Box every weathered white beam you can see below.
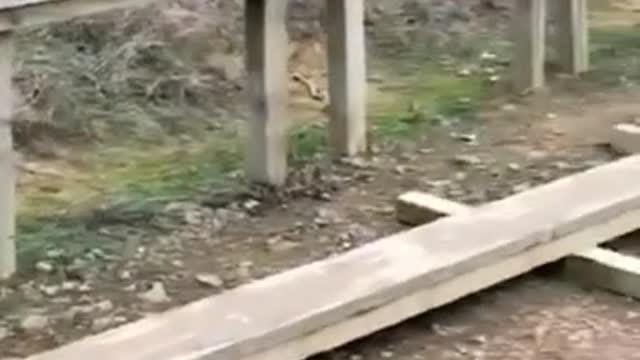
[0,0,156,32]
[511,0,547,92]
[566,248,640,299]
[0,32,16,279]
[397,190,640,299]
[609,123,640,155]
[552,0,589,74]
[27,155,640,360]
[396,191,471,225]
[326,0,367,156]
[244,0,289,185]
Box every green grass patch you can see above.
[585,25,640,87]
[16,49,490,270]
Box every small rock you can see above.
[469,335,488,345]
[0,326,8,340]
[507,163,521,171]
[61,281,80,291]
[314,208,341,226]
[77,283,92,293]
[20,314,49,332]
[457,68,472,77]
[243,199,261,212]
[451,132,478,144]
[91,316,115,332]
[35,261,54,273]
[501,104,517,112]
[453,154,482,166]
[196,273,224,288]
[45,249,65,259]
[527,150,548,160]
[267,239,300,253]
[119,270,132,281]
[349,355,364,360]
[488,75,500,83]
[340,157,370,169]
[138,282,171,304]
[95,300,114,313]
[454,172,467,181]
[546,113,558,119]
[513,183,532,193]
[380,350,394,358]
[39,285,60,297]
[480,51,497,61]
[237,261,253,279]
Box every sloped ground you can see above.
[4,0,640,358]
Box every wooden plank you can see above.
[0,32,15,279]
[609,123,640,155]
[566,248,640,299]
[396,191,471,225]
[244,0,289,185]
[0,0,157,32]
[27,155,640,360]
[511,0,547,92]
[397,191,640,300]
[552,0,589,74]
[326,0,367,156]
[0,0,51,11]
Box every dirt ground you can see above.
[3,84,640,358]
[4,1,640,359]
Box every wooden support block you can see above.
[566,248,640,299]
[609,123,640,155]
[0,32,15,280]
[27,156,640,360]
[326,0,367,157]
[552,0,589,74]
[245,0,289,185]
[511,0,547,92]
[396,191,471,225]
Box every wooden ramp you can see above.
[25,155,640,360]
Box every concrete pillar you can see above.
[244,0,289,185]
[326,0,367,156]
[0,31,15,279]
[511,0,547,93]
[552,0,589,74]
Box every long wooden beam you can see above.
[26,155,640,360]
[0,0,156,32]
[0,32,15,279]
[396,189,640,300]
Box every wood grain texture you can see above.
[0,32,15,279]
[27,155,640,360]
